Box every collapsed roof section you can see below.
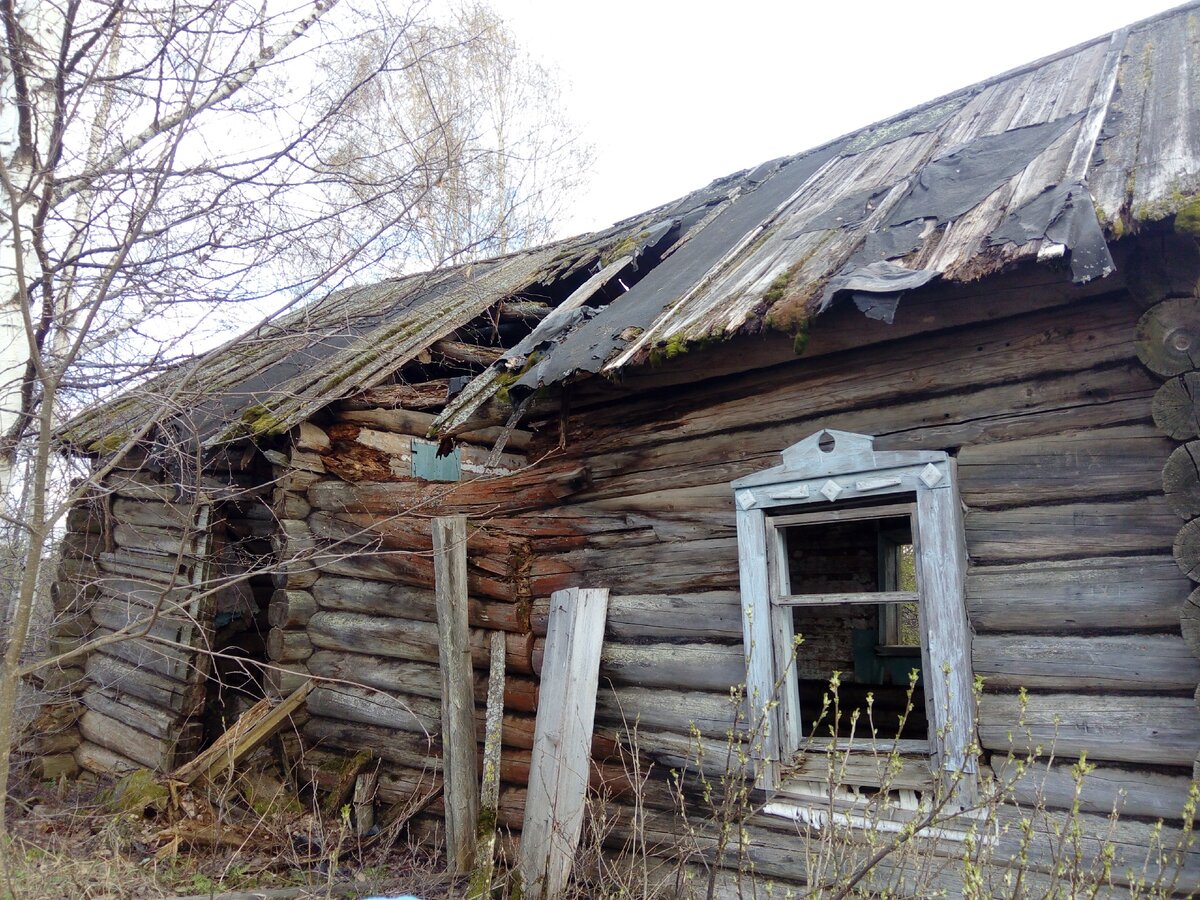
[60,2,1200,454]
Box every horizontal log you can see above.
[90,628,197,682]
[956,425,1171,508]
[973,634,1200,691]
[90,597,206,648]
[353,379,451,410]
[311,574,525,633]
[85,652,204,714]
[307,463,587,517]
[600,642,744,692]
[964,497,1179,564]
[307,611,534,674]
[102,472,177,503]
[303,717,437,771]
[337,407,533,453]
[97,549,189,584]
[306,650,537,712]
[111,497,197,530]
[992,757,1195,821]
[531,591,742,641]
[978,692,1200,766]
[965,556,1190,633]
[595,686,738,740]
[307,512,519,603]
[82,686,180,741]
[79,709,173,770]
[308,684,440,734]
[74,739,141,776]
[112,523,203,557]
[432,339,504,368]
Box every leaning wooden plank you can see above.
[519,587,609,900]
[171,680,313,785]
[433,515,479,876]
[468,631,506,899]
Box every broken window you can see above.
[732,430,976,811]
[780,510,926,742]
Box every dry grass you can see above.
[1,772,455,899]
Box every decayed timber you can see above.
[433,515,479,875]
[336,406,532,453]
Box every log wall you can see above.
[284,269,1200,891]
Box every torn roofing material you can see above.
[451,4,1200,409]
[63,2,1200,451]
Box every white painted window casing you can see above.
[731,429,976,797]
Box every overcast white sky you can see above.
[489,0,1188,237]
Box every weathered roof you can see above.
[487,2,1200,394]
[62,1,1200,452]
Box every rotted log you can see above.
[294,421,331,453]
[1163,441,1200,519]
[432,339,505,369]
[350,379,452,411]
[498,300,551,322]
[1135,296,1200,377]
[1153,372,1200,439]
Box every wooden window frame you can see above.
[732,430,975,797]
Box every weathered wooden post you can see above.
[518,586,609,899]
[433,515,478,874]
[467,630,506,899]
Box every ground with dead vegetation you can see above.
[1,771,456,899]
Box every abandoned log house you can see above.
[42,3,1200,894]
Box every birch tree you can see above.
[0,0,587,836]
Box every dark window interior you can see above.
[783,516,926,741]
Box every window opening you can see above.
[781,512,925,741]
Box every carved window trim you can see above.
[732,430,976,801]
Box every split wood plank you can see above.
[433,515,479,875]
[519,586,609,900]
[171,680,313,786]
[468,630,506,899]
